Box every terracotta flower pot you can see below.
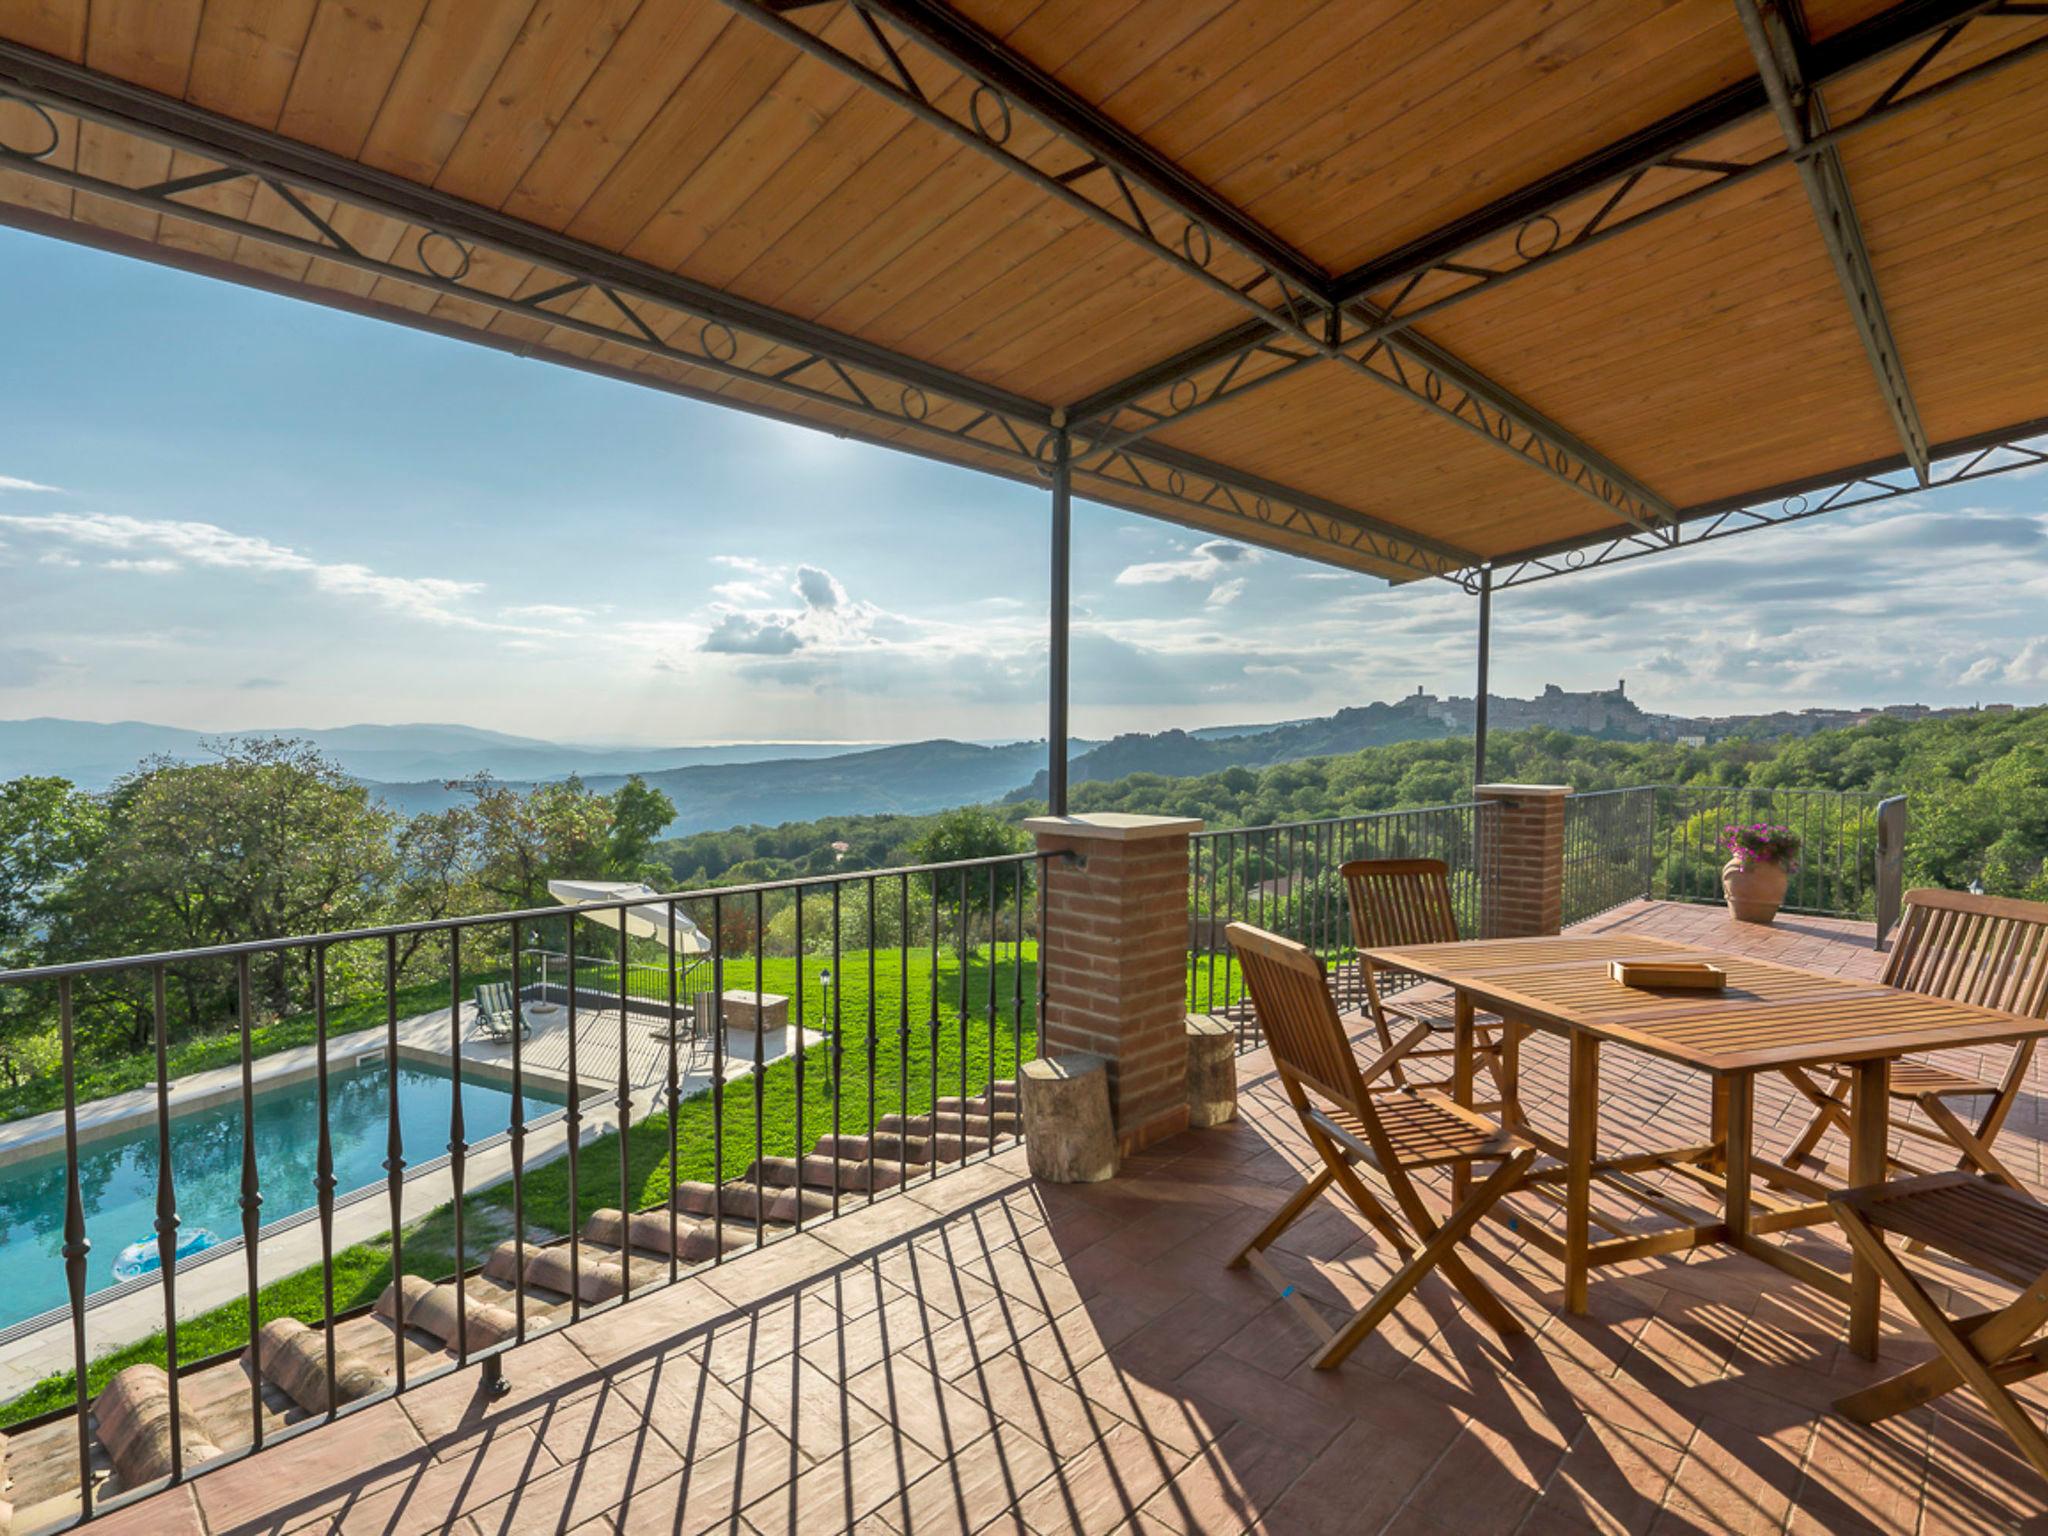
[1722,857,1790,924]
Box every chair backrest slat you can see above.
[1884,889,2048,1021]
[1227,922,1409,1168]
[1342,858,1461,953]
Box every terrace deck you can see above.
[34,901,2048,1533]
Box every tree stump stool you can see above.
[1020,1052,1118,1183]
[1186,1015,1238,1127]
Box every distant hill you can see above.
[1009,698,1459,799]
[372,738,1058,835]
[0,717,879,788]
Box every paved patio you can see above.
[71,902,2048,1534]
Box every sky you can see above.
[2,223,2045,748]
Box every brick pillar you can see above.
[1476,784,1571,937]
[1025,812,1202,1156]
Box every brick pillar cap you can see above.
[1475,783,1573,799]
[1023,812,1204,841]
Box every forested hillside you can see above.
[652,707,2048,900]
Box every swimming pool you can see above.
[0,1059,567,1333]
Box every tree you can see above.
[0,777,105,1088]
[52,739,399,1036]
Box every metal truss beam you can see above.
[1471,417,2048,590]
[721,0,1678,533]
[1329,0,2001,306]
[0,65,1462,581]
[1081,439,1479,580]
[1736,0,1932,481]
[1074,0,2045,490]
[0,39,1047,432]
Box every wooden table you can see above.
[1362,932,2044,1357]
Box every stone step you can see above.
[669,1179,835,1225]
[583,1207,749,1264]
[925,1132,997,1164]
[810,1131,932,1165]
[768,1153,903,1193]
[935,1090,1018,1116]
[879,1110,1017,1139]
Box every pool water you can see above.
[0,1060,566,1332]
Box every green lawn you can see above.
[475,940,1038,1233]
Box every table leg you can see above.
[1848,1057,1892,1360]
[1453,991,1475,1204]
[1566,1032,1599,1315]
[1499,1018,1524,1130]
[1708,1078,1729,1174]
[1723,1073,1753,1245]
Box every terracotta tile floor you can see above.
[85,902,2048,1534]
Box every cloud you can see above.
[239,676,287,690]
[795,565,844,611]
[1963,639,2048,686]
[0,475,61,494]
[0,509,526,632]
[701,612,804,655]
[1116,539,1256,586]
[1115,538,1264,609]
[0,645,71,686]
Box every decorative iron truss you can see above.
[1474,426,2048,590]
[1067,0,2048,520]
[1736,0,1931,480]
[0,41,1467,582]
[722,0,1679,535]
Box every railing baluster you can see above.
[450,930,468,1365]
[752,891,765,1246]
[150,964,185,1480]
[710,895,724,1256]
[384,935,406,1387]
[793,891,804,1235]
[831,882,843,1217]
[510,922,528,1337]
[566,920,582,1317]
[59,977,93,1521]
[238,955,263,1445]
[866,876,878,1202]
[663,903,678,1281]
[957,867,969,1162]
[898,875,912,1188]
[929,871,941,1185]
[618,913,633,1301]
[1011,858,1024,1127]
[313,947,336,1406]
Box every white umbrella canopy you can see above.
[546,879,712,956]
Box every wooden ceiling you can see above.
[0,0,2044,584]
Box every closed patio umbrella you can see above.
[545,879,712,955]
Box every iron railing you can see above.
[1562,785,1904,926]
[1187,801,1501,1044]
[0,851,1047,1525]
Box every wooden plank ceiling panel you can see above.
[1242,0,1755,272]
[1412,115,1902,510]
[1145,362,1619,555]
[1832,40,2048,444]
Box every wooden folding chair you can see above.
[1342,858,1509,1105]
[1831,1172,2048,1484]
[1225,921,1537,1370]
[1779,890,2048,1189]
